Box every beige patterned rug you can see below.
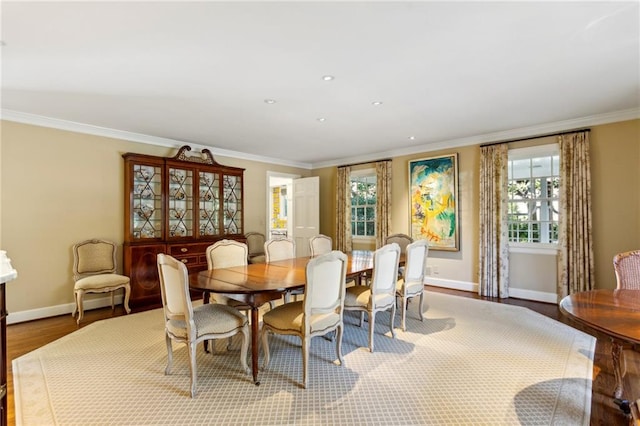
[13,292,594,425]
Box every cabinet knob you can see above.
[181,248,188,253]
[181,259,188,264]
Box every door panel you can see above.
[292,177,319,257]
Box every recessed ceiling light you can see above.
[264,99,276,104]
[317,118,326,122]
[408,136,416,140]
[372,101,383,106]
[322,75,334,81]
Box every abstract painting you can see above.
[408,154,459,251]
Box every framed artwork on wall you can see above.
[408,153,459,251]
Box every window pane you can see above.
[356,207,365,221]
[365,207,375,220]
[355,221,364,235]
[511,159,530,179]
[532,157,552,177]
[365,222,375,236]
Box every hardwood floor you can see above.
[5,287,635,425]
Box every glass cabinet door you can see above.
[168,167,194,238]
[198,171,220,236]
[223,174,242,234]
[132,164,163,239]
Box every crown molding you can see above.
[0,109,313,170]
[311,107,640,169]
[3,107,637,171]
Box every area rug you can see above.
[13,291,595,425]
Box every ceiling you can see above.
[2,1,639,169]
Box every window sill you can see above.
[509,243,559,256]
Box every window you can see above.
[507,145,560,244]
[351,171,376,238]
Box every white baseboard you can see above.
[423,278,558,304]
[508,287,558,304]
[7,294,124,325]
[424,277,478,293]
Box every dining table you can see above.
[559,289,640,406]
[189,250,389,385]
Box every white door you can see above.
[292,176,319,257]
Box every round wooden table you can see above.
[560,289,640,401]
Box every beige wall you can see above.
[590,119,640,287]
[2,118,638,317]
[314,119,640,290]
[0,121,309,315]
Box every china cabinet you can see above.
[123,146,244,307]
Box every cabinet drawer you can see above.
[173,254,199,266]
[168,243,211,256]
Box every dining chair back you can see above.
[396,239,429,331]
[157,253,249,397]
[265,237,297,305]
[72,239,131,324]
[205,239,252,315]
[245,232,266,264]
[309,234,332,256]
[206,239,248,269]
[261,250,348,388]
[265,238,296,263]
[613,249,640,290]
[384,233,413,253]
[344,242,400,352]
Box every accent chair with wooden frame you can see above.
[261,250,348,388]
[613,249,640,290]
[72,239,131,324]
[344,243,400,352]
[157,253,249,398]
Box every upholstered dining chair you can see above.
[344,243,400,352]
[385,233,413,279]
[265,237,296,263]
[157,253,249,398]
[613,249,640,290]
[396,239,429,332]
[245,232,266,264]
[265,237,297,306]
[72,239,131,325]
[261,250,348,388]
[205,240,252,316]
[384,233,414,253]
[309,234,332,257]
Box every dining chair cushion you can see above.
[75,273,129,290]
[344,285,394,308]
[262,300,340,334]
[396,278,424,295]
[166,303,247,339]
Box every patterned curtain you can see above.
[336,166,352,253]
[375,160,392,248]
[557,131,594,299]
[478,144,509,298]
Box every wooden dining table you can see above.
[559,289,640,403]
[189,250,383,385]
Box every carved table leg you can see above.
[612,338,625,399]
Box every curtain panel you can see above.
[375,160,392,248]
[478,144,510,298]
[336,166,352,253]
[557,131,594,299]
